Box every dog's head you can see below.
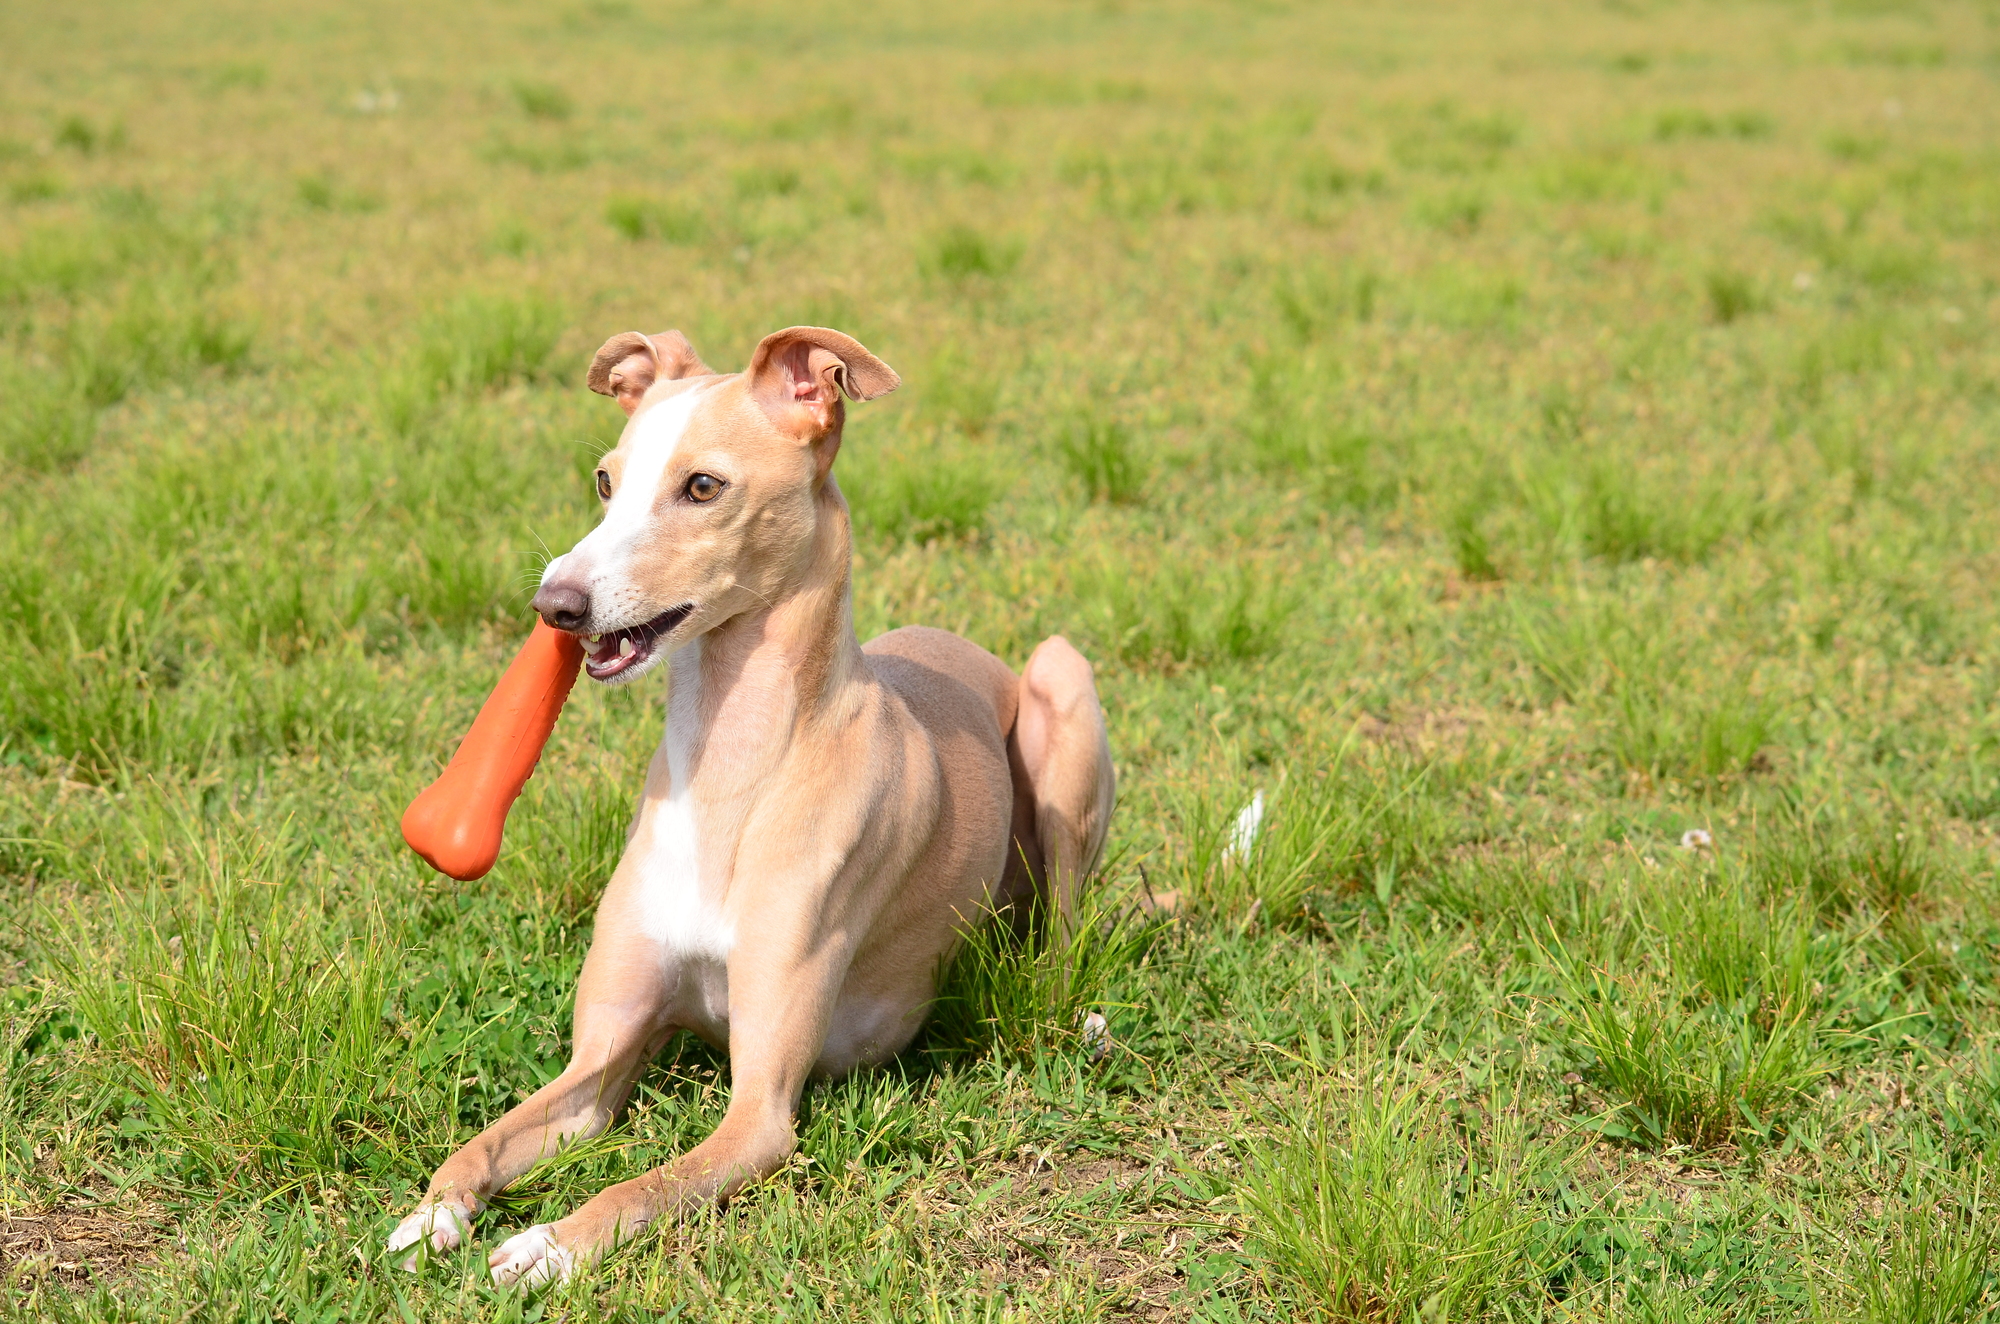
[531,325,898,684]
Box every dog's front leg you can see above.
[488,936,850,1288]
[388,934,674,1270]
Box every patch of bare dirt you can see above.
[961,1151,1250,1319]
[1574,1140,1738,1210]
[1354,707,1478,753]
[0,1202,161,1288]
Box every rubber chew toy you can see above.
[401,621,586,881]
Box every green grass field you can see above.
[2,0,1998,1317]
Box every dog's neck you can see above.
[662,479,864,795]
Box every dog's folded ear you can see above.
[747,327,899,440]
[587,330,710,416]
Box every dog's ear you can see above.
[747,326,899,442]
[586,330,710,416]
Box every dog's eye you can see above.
[595,469,613,501]
[686,473,723,503]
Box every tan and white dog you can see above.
[385,325,1115,1287]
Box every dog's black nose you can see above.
[532,583,590,632]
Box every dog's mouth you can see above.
[580,604,694,681]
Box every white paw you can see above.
[386,1201,473,1272]
[489,1223,577,1289]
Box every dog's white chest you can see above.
[632,794,733,960]
[637,641,734,958]
[629,641,735,1036]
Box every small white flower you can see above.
[1681,828,1714,851]
[1882,98,1903,119]
[1225,791,1265,862]
[1792,271,1814,291]
[1081,1011,1110,1062]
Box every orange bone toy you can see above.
[401,621,585,881]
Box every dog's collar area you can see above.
[582,604,694,680]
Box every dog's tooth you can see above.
[619,636,635,658]
[587,634,601,645]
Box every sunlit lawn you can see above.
[2,0,1998,1318]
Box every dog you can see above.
[386,325,1116,1287]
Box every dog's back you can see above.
[863,625,1019,745]
[861,622,1021,919]
[860,625,1109,934]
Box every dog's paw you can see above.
[489,1223,578,1290]
[386,1201,473,1272]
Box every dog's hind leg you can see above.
[1011,636,1116,953]
[386,930,675,1271]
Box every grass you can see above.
[0,0,1997,1317]
[1239,1064,1564,1320]
[1855,1187,2000,1324]
[1055,411,1147,505]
